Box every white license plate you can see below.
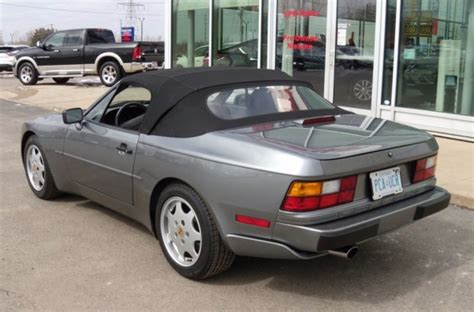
[370,167,403,200]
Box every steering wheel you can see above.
[115,102,147,127]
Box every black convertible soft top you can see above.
[120,67,350,137]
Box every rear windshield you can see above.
[207,85,335,120]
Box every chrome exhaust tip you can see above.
[328,245,358,259]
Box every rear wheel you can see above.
[18,62,38,85]
[155,183,235,280]
[23,135,61,199]
[53,77,70,84]
[99,61,122,87]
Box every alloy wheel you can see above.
[20,65,33,84]
[160,196,202,267]
[26,145,45,191]
[353,79,372,101]
[102,65,117,85]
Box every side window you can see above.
[44,32,66,48]
[87,30,116,44]
[86,90,116,122]
[63,30,84,46]
[100,86,152,131]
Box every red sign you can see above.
[284,10,320,17]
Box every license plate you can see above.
[370,167,403,200]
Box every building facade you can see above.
[164,0,474,140]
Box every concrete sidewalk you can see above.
[436,138,474,208]
[1,77,473,207]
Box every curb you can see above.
[450,194,474,210]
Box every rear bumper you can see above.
[123,62,158,73]
[226,187,450,259]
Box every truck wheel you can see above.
[99,61,122,87]
[155,183,235,280]
[18,62,38,85]
[53,78,70,84]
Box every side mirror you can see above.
[62,108,83,124]
[36,41,44,49]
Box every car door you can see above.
[62,85,151,205]
[37,30,84,76]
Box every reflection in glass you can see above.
[276,0,328,96]
[171,1,209,68]
[212,0,260,67]
[397,0,473,116]
[334,0,376,109]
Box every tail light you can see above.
[132,46,142,61]
[282,175,357,212]
[413,155,437,183]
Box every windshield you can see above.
[207,85,335,120]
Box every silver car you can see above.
[21,68,450,279]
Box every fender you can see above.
[94,52,124,72]
[15,56,40,75]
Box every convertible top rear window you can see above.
[207,85,335,120]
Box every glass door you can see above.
[276,0,329,96]
[333,0,377,109]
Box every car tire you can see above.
[18,62,38,85]
[53,78,70,84]
[155,183,235,280]
[99,61,122,87]
[23,135,61,199]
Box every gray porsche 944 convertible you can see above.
[21,68,450,279]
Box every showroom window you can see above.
[396,0,473,116]
[276,0,328,96]
[171,1,210,68]
[212,0,260,67]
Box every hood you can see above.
[223,114,434,160]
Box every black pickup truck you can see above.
[14,28,164,86]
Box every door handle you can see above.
[73,48,80,52]
[115,143,133,155]
[53,49,60,53]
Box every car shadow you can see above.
[204,215,473,304]
[74,198,152,236]
[64,196,471,304]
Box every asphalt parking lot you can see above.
[0,94,473,311]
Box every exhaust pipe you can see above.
[328,245,358,259]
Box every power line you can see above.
[0,2,163,16]
[117,0,144,26]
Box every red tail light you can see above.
[132,46,142,61]
[413,155,437,183]
[235,215,270,228]
[282,175,357,212]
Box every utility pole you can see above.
[138,17,145,41]
[10,33,14,44]
[117,0,145,40]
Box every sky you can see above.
[0,0,165,44]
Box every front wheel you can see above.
[23,135,61,199]
[53,77,70,84]
[18,62,38,85]
[99,61,122,87]
[155,183,235,280]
